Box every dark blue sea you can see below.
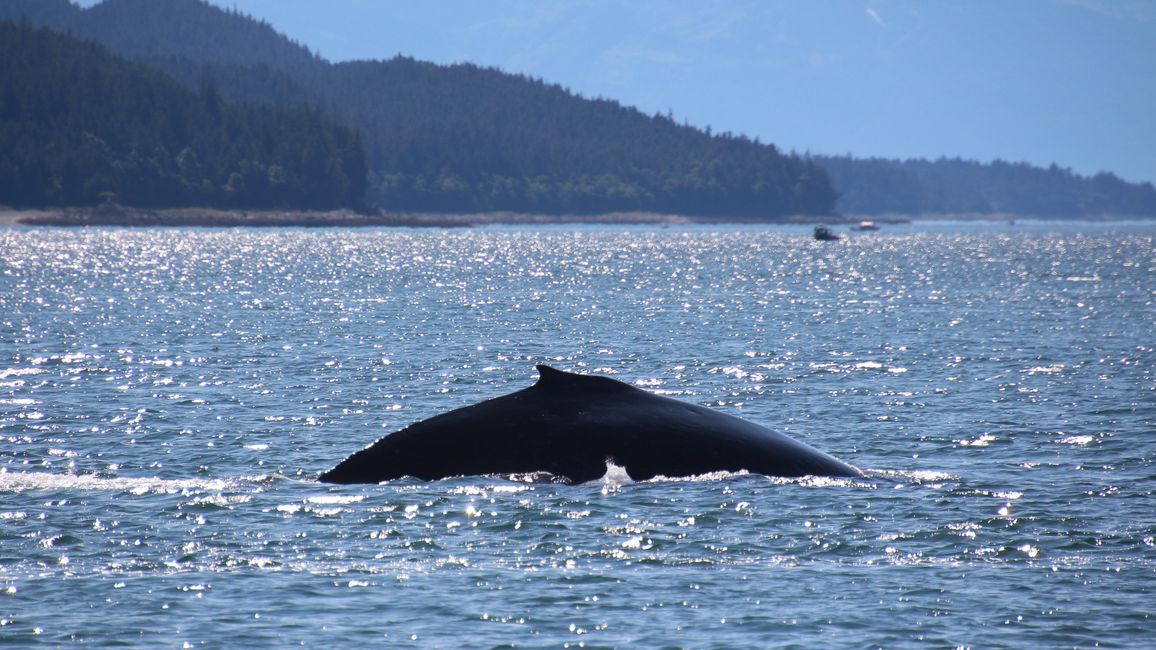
[1,221,1153,648]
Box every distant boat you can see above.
[813,226,840,241]
[853,220,880,231]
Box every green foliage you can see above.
[153,52,837,217]
[0,22,366,210]
[9,0,1150,217]
[817,155,1156,216]
[2,0,834,217]
[310,58,835,216]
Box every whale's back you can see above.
[319,365,861,484]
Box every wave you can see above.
[870,468,957,484]
[0,465,935,494]
[606,461,880,489]
[0,469,281,494]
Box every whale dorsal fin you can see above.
[535,364,571,386]
[534,365,635,392]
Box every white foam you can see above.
[600,460,634,487]
[959,433,997,447]
[649,468,751,483]
[0,368,45,379]
[873,469,957,483]
[639,468,877,488]
[0,470,241,494]
[306,494,365,505]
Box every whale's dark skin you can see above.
[319,365,862,484]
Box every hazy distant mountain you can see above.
[4,0,1154,217]
[817,155,1156,217]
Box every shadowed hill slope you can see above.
[5,0,1153,217]
[0,22,365,209]
[2,0,835,217]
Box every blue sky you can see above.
[94,0,1156,183]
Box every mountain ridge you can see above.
[3,0,1154,218]
[2,0,834,217]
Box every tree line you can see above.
[0,21,366,210]
[817,155,1156,217]
[3,0,1153,218]
[1,0,836,217]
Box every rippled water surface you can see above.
[1,222,1153,647]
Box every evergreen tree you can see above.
[1,0,835,217]
[0,22,366,210]
[6,0,1151,218]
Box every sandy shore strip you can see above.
[2,207,474,228]
[0,210,58,227]
[1,207,692,228]
[0,206,919,228]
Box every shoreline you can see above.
[0,207,861,228]
[1,206,1149,228]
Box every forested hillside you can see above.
[0,0,320,70]
[0,22,365,209]
[3,0,1153,218]
[818,155,1156,217]
[1,0,835,217]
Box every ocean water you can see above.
[0,221,1152,648]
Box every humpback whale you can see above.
[319,365,862,484]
